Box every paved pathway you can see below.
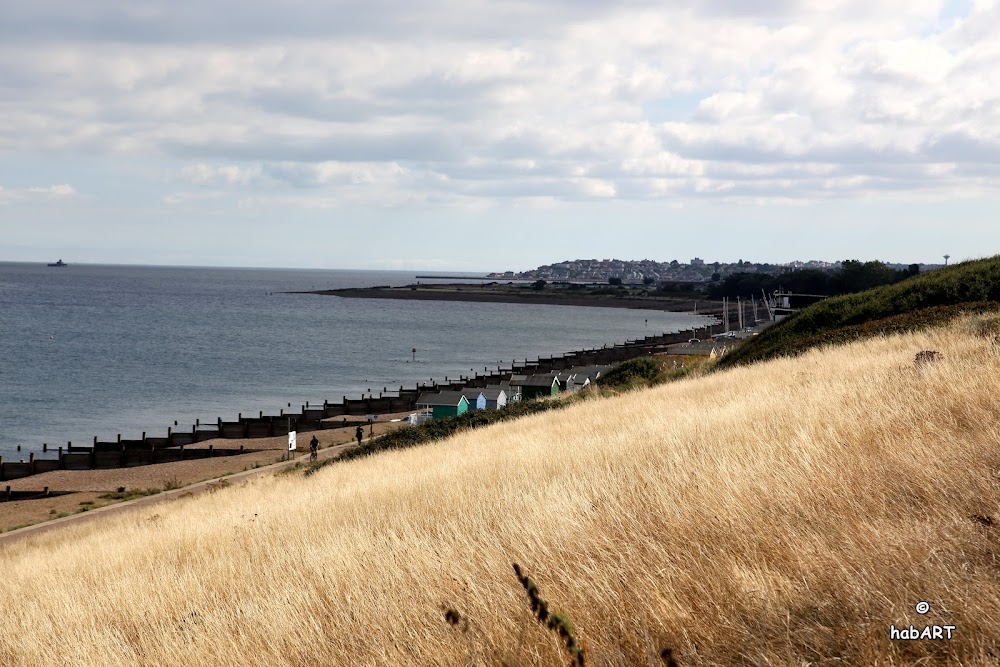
[0,438,360,549]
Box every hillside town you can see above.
[488,258,935,284]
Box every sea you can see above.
[0,262,711,459]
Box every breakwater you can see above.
[1,326,710,483]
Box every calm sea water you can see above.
[0,262,709,458]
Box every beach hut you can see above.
[462,390,488,411]
[497,380,521,403]
[416,391,470,419]
[555,370,579,392]
[563,364,610,391]
[509,374,529,390]
[508,374,527,400]
[655,342,732,369]
[480,387,508,410]
[517,374,560,400]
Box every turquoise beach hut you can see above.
[416,391,470,419]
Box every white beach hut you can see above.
[480,387,508,410]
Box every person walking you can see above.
[309,435,319,462]
[355,425,364,447]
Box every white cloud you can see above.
[162,190,226,205]
[0,187,19,205]
[0,0,998,212]
[0,184,77,203]
[27,184,76,197]
[180,164,263,186]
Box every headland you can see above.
[298,282,721,314]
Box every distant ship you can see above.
[47,259,68,267]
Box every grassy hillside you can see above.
[722,255,1000,367]
[3,315,1000,665]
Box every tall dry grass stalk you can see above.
[3,315,1000,666]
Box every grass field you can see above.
[2,313,1000,665]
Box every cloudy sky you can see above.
[1,0,998,270]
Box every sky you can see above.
[1,0,998,271]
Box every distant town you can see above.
[488,258,943,284]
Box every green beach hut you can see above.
[514,374,560,400]
[416,391,470,419]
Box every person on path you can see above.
[355,425,364,446]
[309,435,319,462]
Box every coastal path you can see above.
[0,414,413,548]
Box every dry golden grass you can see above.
[3,315,1000,666]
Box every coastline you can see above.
[298,284,722,314]
[0,288,723,535]
[0,412,415,536]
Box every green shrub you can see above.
[98,488,161,501]
[595,357,665,390]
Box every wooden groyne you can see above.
[2,326,711,483]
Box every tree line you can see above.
[706,261,922,299]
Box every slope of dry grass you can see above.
[3,314,1000,666]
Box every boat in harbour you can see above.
[47,259,68,267]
